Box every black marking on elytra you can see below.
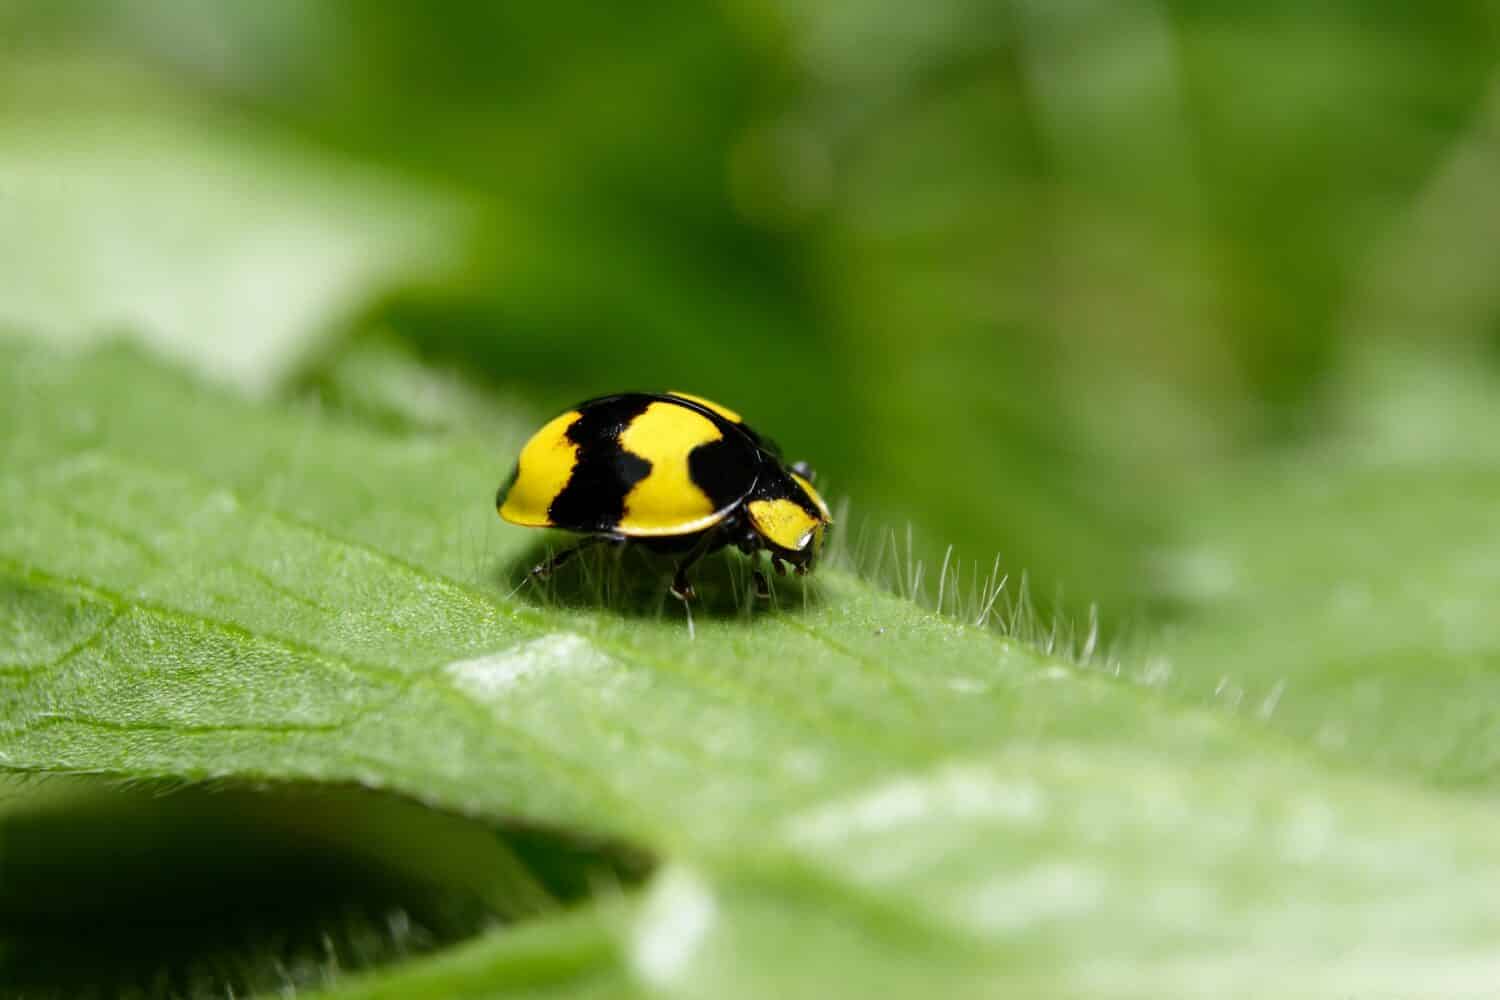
[564,395,656,445]
[647,393,784,463]
[688,434,760,511]
[547,395,653,531]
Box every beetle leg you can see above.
[670,572,696,602]
[669,532,719,603]
[531,536,606,579]
[753,567,771,599]
[772,556,788,576]
[734,516,759,558]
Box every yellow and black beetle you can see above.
[498,392,832,601]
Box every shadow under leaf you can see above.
[0,777,650,1000]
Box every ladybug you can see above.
[497,392,832,601]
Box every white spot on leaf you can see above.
[1140,657,1173,687]
[960,862,1105,934]
[632,866,717,987]
[445,633,609,698]
[784,764,1044,847]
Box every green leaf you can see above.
[0,92,466,394]
[7,337,1500,998]
[1145,342,1500,786]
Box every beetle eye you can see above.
[791,461,816,483]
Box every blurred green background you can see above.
[4,0,1499,624]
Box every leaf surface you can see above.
[5,339,1500,998]
[0,97,464,393]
